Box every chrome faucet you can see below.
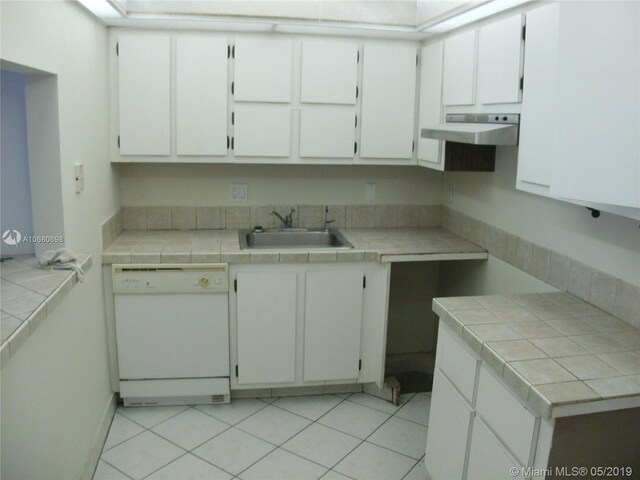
[270,208,295,228]
[324,206,335,231]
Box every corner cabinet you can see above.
[417,41,444,170]
[229,263,389,390]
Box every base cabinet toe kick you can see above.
[425,323,640,480]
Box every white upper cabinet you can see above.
[233,38,292,102]
[301,41,358,104]
[442,30,476,106]
[551,1,639,211]
[477,14,524,104]
[300,106,355,158]
[516,2,639,218]
[233,104,291,157]
[360,44,417,159]
[118,35,171,155]
[176,37,228,156]
[303,270,364,382]
[417,41,444,170]
[517,3,559,195]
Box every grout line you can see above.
[139,451,190,480]
[100,457,136,480]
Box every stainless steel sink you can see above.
[239,228,353,250]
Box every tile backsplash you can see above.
[441,207,640,329]
[117,204,442,234]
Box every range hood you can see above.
[420,114,519,172]
[421,113,520,146]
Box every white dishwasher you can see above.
[113,264,230,406]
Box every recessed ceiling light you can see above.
[421,0,531,34]
[77,0,123,19]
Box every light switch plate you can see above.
[230,184,248,202]
[74,163,84,193]
[365,183,377,201]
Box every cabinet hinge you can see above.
[363,276,366,289]
[235,365,238,377]
[355,85,359,99]
[227,45,231,58]
[522,25,526,41]
[520,76,524,90]
[232,111,235,125]
[234,279,237,292]
[116,42,119,56]
[231,81,234,95]
[232,45,235,58]
[359,359,362,371]
[117,135,120,148]
[354,142,358,155]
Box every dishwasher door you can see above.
[114,292,229,380]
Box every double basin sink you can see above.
[239,228,353,250]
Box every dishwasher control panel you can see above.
[112,264,228,294]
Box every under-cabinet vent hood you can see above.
[421,113,520,146]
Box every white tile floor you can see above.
[93,392,431,480]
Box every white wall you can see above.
[0,1,120,478]
[1,70,34,255]
[118,163,443,206]
[443,148,640,286]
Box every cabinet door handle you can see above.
[356,86,359,99]
[231,137,234,150]
[232,111,234,125]
[227,45,230,58]
[355,116,357,128]
[227,136,230,149]
[354,142,358,154]
[231,82,234,95]
[232,45,235,58]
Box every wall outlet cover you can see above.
[365,183,377,201]
[230,184,248,202]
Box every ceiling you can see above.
[82,0,530,38]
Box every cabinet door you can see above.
[551,1,639,209]
[118,35,170,155]
[301,41,358,104]
[303,270,364,382]
[176,37,228,156]
[477,15,524,104]
[236,272,297,384]
[425,368,473,480]
[516,3,559,196]
[442,30,476,106]
[233,38,292,102]
[417,41,444,170]
[233,105,291,157]
[467,418,525,480]
[300,106,355,158]
[360,45,417,159]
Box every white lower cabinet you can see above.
[467,418,525,480]
[303,270,364,382]
[236,271,297,384]
[230,263,389,390]
[426,325,540,480]
[425,368,474,480]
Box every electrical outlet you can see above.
[229,184,248,202]
[365,183,377,201]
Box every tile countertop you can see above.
[433,293,640,419]
[1,254,92,368]
[101,227,488,264]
